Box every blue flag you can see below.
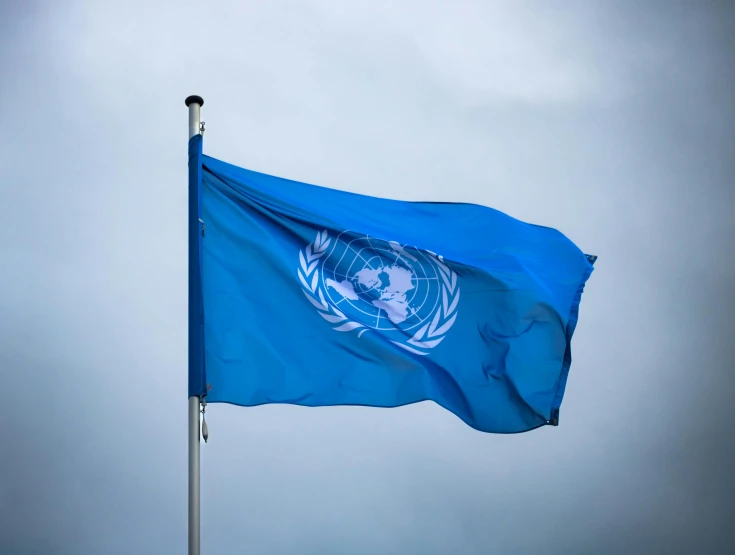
[188,135,595,433]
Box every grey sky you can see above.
[1,1,733,553]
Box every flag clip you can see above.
[201,398,209,443]
[199,218,205,237]
[199,121,206,135]
[549,408,560,426]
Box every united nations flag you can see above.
[191,135,595,433]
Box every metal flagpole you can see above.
[186,94,204,555]
[188,395,201,555]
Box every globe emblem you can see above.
[298,230,460,355]
[320,234,442,332]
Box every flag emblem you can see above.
[297,230,460,355]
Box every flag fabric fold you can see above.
[192,147,595,433]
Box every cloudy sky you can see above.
[1,1,733,553]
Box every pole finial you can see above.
[185,95,204,107]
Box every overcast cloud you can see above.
[1,1,734,553]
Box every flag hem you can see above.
[549,258,596,425]
[188,134,207,398]
[205,398,549,434]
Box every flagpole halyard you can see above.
[186,94,204,555]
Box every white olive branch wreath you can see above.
[297,230,459,355]
[298,230,366,333]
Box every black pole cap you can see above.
[185,95,204,107]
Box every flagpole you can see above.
[186,94,204,555]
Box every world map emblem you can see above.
[297,230,460,355]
